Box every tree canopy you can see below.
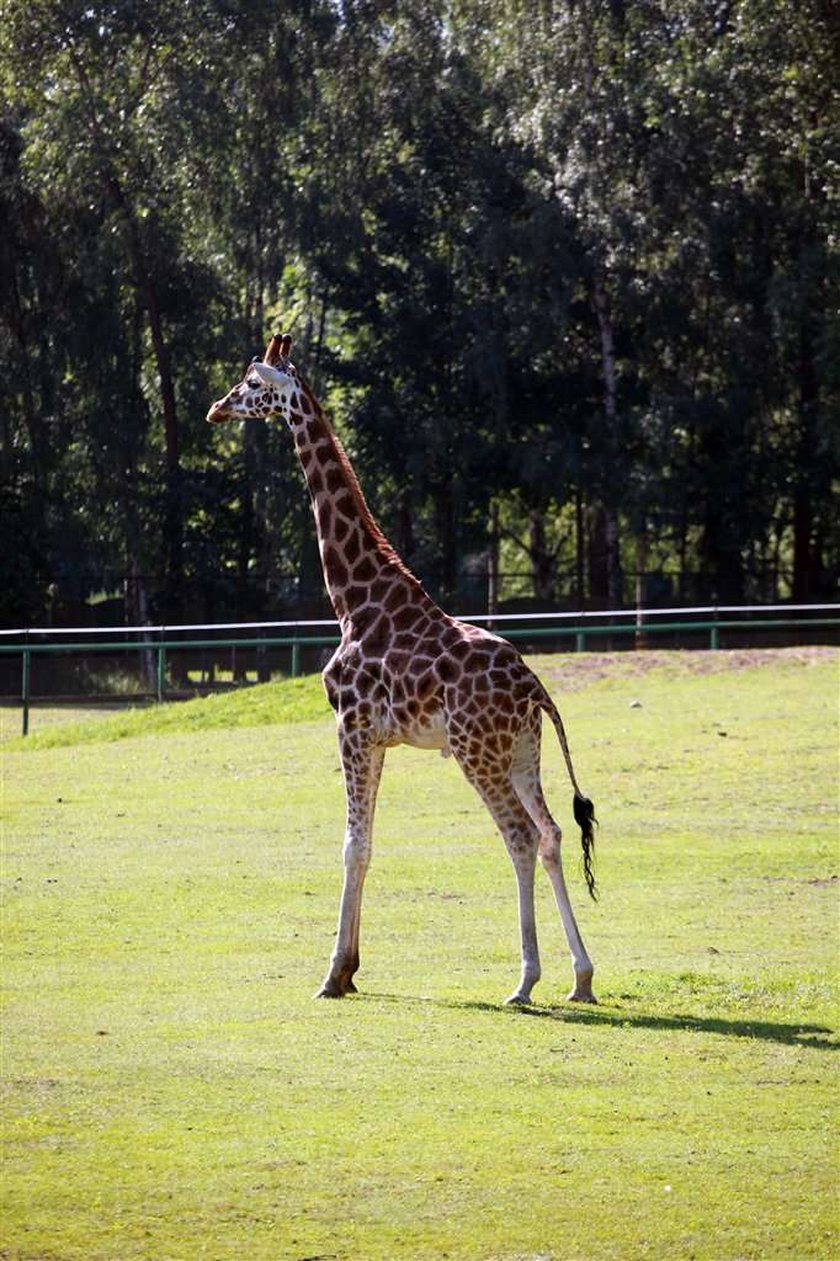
[1,0,837,626]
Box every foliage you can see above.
[0,0,838,624]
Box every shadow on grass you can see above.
[361,992,837,1050]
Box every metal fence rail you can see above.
[2,605,838,737]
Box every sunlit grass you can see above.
[2,650,838,1259]
[2,672,328,751]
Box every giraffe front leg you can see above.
[315,730,384,999]
[315,836,366,997]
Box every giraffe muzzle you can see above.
[206,399,231,424]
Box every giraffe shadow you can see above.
[360,991,837,1051]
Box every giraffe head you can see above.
[206,333,301,425]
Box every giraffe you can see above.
[207,332,598,1004]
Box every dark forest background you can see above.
[2,0,838,629]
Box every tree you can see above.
[1,0,836,634]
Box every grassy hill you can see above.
[3,672,330,751]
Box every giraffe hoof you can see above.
[566,987,598,1004]
[505,991,534,1007]
[315,972,359,998]
[314,980,345,998]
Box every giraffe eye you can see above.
[247,377,261,388]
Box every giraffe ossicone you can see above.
[207,333,598,1004]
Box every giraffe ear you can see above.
[251,361,284,386]
[264,334,284,366]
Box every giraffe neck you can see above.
[288,382,427,624]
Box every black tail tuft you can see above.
[573,792,598,901]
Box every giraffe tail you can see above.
[537,688,598,901]
[573,792,598,902]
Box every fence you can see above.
[2,603,838,737]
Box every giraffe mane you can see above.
[295,372,423,588]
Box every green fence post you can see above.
[22,648,31,737]
[157,645,166,701]
[291,639,301,678]
[576,630,586,653]
[710,624,720,651]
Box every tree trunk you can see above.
[634,527,649,649]
[398,488,416,560]
[528,508,555,603]
[434,477,458,603]
[792,322,818,601]
[125,559,157,690]
[591,271,623,607]
[487,501,500,627]
[100,168,184,620]
[67,48,184,618]
[575,487,586,609]
[129,223,183,621]
[587,500,609,607]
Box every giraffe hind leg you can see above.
[511,718,596,1003]
[450,743,543,1005]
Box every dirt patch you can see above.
[533,646,839,692]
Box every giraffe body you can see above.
[207,337,597,1004]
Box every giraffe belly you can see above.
[400,708,449,754]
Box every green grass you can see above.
[1,673,327,751]
[2,649,838,1260]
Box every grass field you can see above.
[2,649,838,1260]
